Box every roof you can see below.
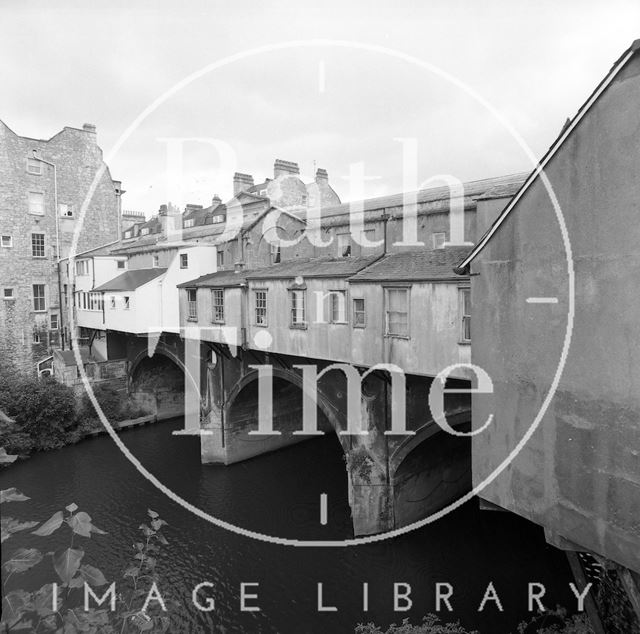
[246,256,380,280]
[54,348,97,367]
[178,268,248,288]
[311,172,528,222]
[93,268,166,292]
[455,39,640,274]
[348,247,472,283]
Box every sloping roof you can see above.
[310,172,528,221]
[93,268,166,292]
[53,348,97,367]
[455,39,640,274]
[246,256,381,280]
[349,247,472,283]
[178,269,248,288]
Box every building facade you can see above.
[0,120,122,374]
[457,40,640,578]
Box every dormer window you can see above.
[140,228,150,236]
[337,233,351,258]
[184,218,195,228]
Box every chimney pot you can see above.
[274,159,300,178]
[233,172,254,195]
[315,168,328,183]
[82,123,97,134]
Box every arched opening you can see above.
[223,374,337,464]
[391,420,471,528]
[130,353,186,419]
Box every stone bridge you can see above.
[123,333,472,536]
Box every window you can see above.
[337,233,351,257]
[110,296,116,309]
[270,243,281,264]
[184,218,195,228]
[33,331,42,344]
[290,289,306,326]
[117,260,125,269]
[27,158,42,175]
[460,287,471,342]
[152,255,160,267]
[50,314,58,330]
[254,289,267,326]
[216,250,224,268]
[124,296,130,310]
[58,203,74,218]
[211,288,224,323]
[353,298,366,327]
[76,260,89,276]
[28,191,45,215]
[330,291,347,324]
[31,233,45,257]
[180,254,189,269]
[1,235,12,248]
[385,288,409,337]
[140,228,150,236]
[3,288,14,300]
[186,289,197,320]
[211,214,225,224]
[33,284,46,312]
[124,230,132,239]
[433,232,446,249]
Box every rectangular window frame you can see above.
[27,158,42,175]
[28,191,45,215]
[352,297,366,328]
[289,289,307,328]
[186,289,197,321]
[31,233,45,258]
[459,286,471,344]
[216,250,224,268]
[254,289,268,327]
[211,288,225,324]
[3,288,14,300]
[180,253,189,269]
[337,233,351,258]
[1,235,12,248]
[433,232,446,249]
[50,314,59,330]
[329,290,348,324]
[384,286,410,338]
[32,284,46,312]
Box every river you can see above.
[1,418,576,633]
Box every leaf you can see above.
[33,511,64,536]
[0,488,30,503]
[11,619,33,630]
[78,564,107,587]
[150,518,166,531]
[147,509,159,519]
[1,517,39,542]
[34,583,56,616]
[1,589,32,626]
[89,522,107,535]
[68,511,92,537]
[3,547,43,573]
[156,532,169,546]
[123,566,139,579]
[53,547,84,585]
[65,503,78,513]
[68,575,84,588]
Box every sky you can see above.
[2,0,639,216]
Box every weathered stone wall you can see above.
[0,121,120,374]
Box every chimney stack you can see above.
[274,159,300,179]
[315,168,328,183]
[211,194,222,209]
[233,173,254,195]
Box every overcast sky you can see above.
[3,1,639,216]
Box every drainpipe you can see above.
[32,152,64,349]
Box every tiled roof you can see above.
[246,255,380,280]
[93,268,166,292]
[311,172,528,221]
[178,269,248,288]
[348,247,472,283]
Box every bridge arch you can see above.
[389,409,472,529]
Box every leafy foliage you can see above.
[1,489,171,633]
[356,615,479,633]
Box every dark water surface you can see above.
[1,419,576,633]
